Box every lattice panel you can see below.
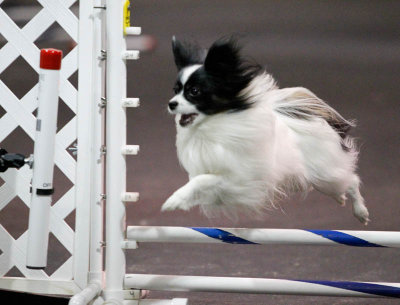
[0,0,78,280]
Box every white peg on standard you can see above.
[121,192,140,202]
[122,50,140,60]
[121,145,139,155]
[26,48,62,269]
[125,27,141,35]
[122,98,140,108]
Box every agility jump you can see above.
[0,1,398,305]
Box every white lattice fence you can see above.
[0,0,79,284]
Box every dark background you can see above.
[1,1,400,304]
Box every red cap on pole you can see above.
[40,49,63,70]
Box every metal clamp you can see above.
[99,97,107,108]
[99,50,107,61]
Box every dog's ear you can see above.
[172,36,205,70]
[204,37,241,76]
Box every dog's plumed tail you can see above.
[271,87,355,140]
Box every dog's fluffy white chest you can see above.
[175,107,277,181]
[176,126,230,178]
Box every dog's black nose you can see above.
[168,101,178,110]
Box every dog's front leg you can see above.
[161,174,222,211]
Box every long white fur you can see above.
[162,69,369,224]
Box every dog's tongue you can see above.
[179,113,198,127]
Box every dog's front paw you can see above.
[353,204,370,226]
[161,189,193,212]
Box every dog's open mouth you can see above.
[179,113,198,127]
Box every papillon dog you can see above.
[161,36,369,225]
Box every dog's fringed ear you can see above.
[204,37,241,76]
[172,36,205,70]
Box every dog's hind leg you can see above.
[346,175,370,225]
[312,180,347,207]
[313,174,369,225]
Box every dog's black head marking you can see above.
[172,36,262,115]
[172,36,206,70]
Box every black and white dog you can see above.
[162,37,369,225]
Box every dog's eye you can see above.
[189,87,200,97]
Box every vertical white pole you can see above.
[89,0,105,286]
[74,0,95,289]
[26,49,62,269]
[104,0,127,302]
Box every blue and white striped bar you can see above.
[124,274,400,298]
[126,226,400,248]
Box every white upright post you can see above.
[104,0,127,302]
[26,49,62,269]
[89,0,105,287]
[74,0,96,289]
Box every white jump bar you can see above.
[125,274,400,298]
[126,226,400,248]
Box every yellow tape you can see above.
[123,0,131,35]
